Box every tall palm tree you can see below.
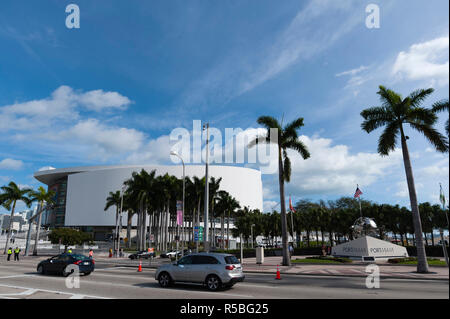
[0,182,33,254]
[432,99,449,136]
[249,116,310,266]
[105,190,122,252]
[361,85,449,273]
[29,186,55,256]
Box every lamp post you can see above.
[251,224,255,249]
[203,123,210,252]
[171,151,185,258]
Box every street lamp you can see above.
[171,151,185,258]
[203,123,210,252]
[251,224,255,249]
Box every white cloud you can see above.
[335,65,369,77]
[392,36,449,86]
[395,181,424,198]
[283,135,403,196]
[263,200,278,213]
[77,89,132,112]
[124,135,173,165]
[63,119,145,155]
[0,158,24,170]
[0,86,133,131]
[38,166,55,172]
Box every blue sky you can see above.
[0,0,448,214]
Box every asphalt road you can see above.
[0,257,447,299]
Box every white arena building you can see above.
[34,165,263,241]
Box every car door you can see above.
[171,255,193,282]
[191,256,219,283]
[45,256,60,272]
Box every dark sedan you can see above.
[37,253,95,276]
[128,250,156,260]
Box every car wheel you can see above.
[62,266,74,277]
[84,272,91,276]
[37,265,45,275]
[205,275,222,291]
[158,272,172,288]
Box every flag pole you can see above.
[357,184,362,218]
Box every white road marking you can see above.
[0,283,109,299]
[0,274,36,279]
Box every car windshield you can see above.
[224,256,240,264]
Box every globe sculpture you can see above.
[351,217,378,238]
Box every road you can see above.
[0,257,447,299]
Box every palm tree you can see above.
[123,169,157,251]
[0,182,33,254]
[432,99,449,136]
[29,186,55,256]
[361,85,449,273]
[249,116,310,266]
[105,190,122,253]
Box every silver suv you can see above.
[155,253,244,291]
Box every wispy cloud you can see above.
[176,0,363,111]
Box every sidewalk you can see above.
[240,256,449,281]
[91,255,449,281]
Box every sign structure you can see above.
[176,200,183,226]
[332,236,408,260]
[194,226,204,242]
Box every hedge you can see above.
[406,246,450,257]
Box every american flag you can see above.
[354,186,363,198]
[289,196,295,212]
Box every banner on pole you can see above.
[176,200,183,226]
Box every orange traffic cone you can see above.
[137,260,142,272]
[275,265,281,280]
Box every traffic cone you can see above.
[275,265,281,280]
[137,260,142,272]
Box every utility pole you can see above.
[203,123,210,252]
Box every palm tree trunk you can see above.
[430,231,434,246]
[126,211,132,248]
[4,201,17,254]
[400,127,429,273]
[277,145,290,266]
[33,202,44,256]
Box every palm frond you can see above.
[408,88,434,108]
[360,106,394,133]
[283,138,310,160]
[283,155,291,183]
[283,117,304,140]
[407,107,437,126]
[248,134,270,148]
[257,116,282,131]
[377,121,399,156]
[377,85,402,108]
[408,122,449,153]
[432,99,449,113]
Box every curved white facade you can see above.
[34,165,263,227]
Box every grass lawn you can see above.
[392,259,447,266]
